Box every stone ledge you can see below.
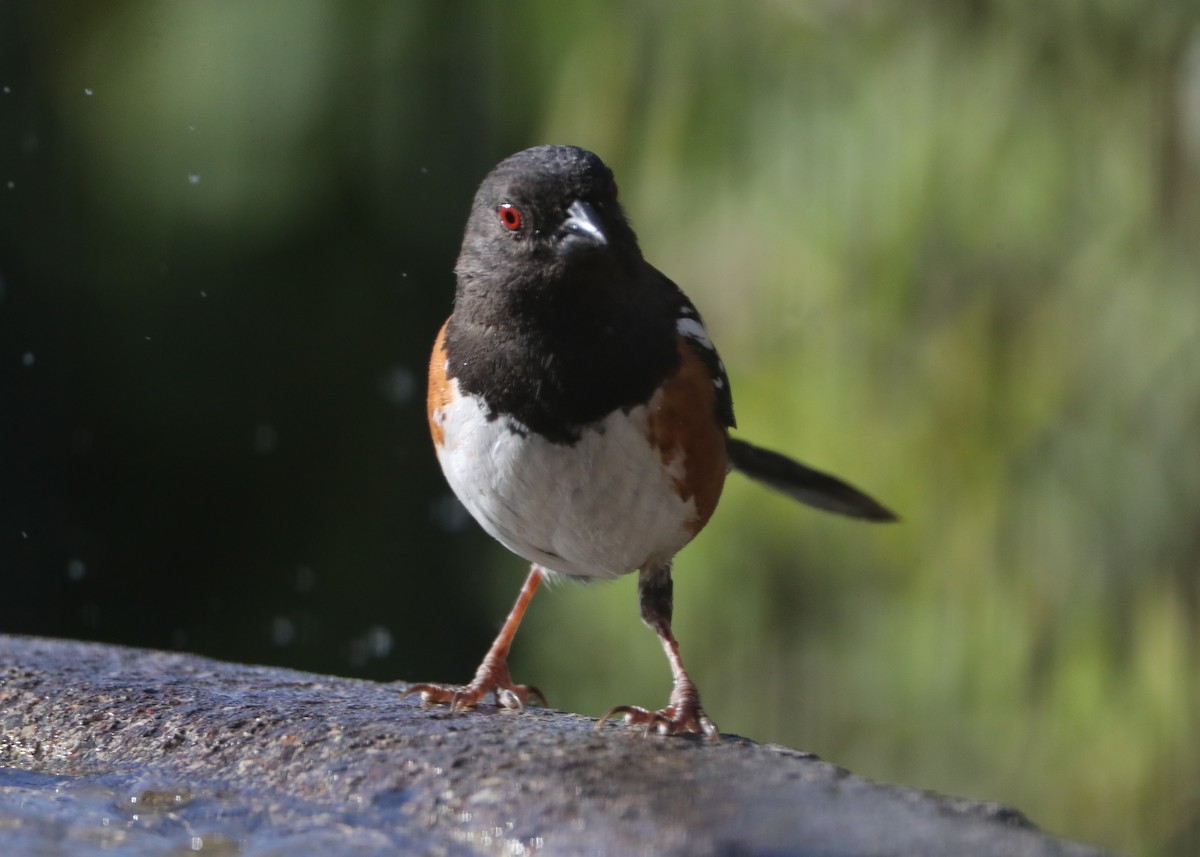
[0,635,1115,856]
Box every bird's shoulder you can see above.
[651,266,736,431]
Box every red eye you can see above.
[498,203,522,231]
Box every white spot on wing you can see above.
[676,317,714,351]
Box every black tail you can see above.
[727,438,897,522]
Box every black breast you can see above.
[443,274,681,445]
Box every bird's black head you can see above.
[444,146,685,436]
[455,145,642,288]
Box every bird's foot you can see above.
[596,692,719,739]
[404,567,547,712]
[402,663,545,712]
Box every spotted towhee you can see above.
[407,145,895,738]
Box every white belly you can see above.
[433,379,698,579]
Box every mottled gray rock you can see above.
[0,635,1114,857]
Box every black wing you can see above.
[656,269,736,430]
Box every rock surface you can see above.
[0,635,1114,856]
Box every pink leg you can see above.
[404,564,545,711]
[597,561,719,739]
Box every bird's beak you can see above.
[559,200,608,253]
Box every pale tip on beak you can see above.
[559,199,608,251]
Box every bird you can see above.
[405,145,895,739]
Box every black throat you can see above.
[443,265,680,445]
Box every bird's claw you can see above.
[402,679,546,712]
[596,702,720,740]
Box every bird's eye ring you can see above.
[498,203,522,231]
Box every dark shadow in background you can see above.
[0,3,531,682]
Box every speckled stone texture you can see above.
[0,635,1115,856]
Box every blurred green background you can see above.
[2,2,1198,854]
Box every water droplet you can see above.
[187,172,201,185]
[295,565,316,593]
[21,352,34,367]
[199,290,208,298]
[83,87,93,96]
[254,422,278,454]
[366,626,393,657]
[347,625,394,667]
[271,615,296,647]
[2,86,10,94]
[381,366,415,405]
[433,494,471,533]
[5,180,13,190]
[67,558,86,581]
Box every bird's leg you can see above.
[403,564,546,711]
[597,561,719,739]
